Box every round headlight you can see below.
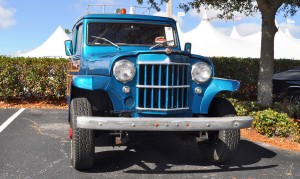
[191,62,212,83]
[113,60,136,83]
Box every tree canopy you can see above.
[137,0,300,20]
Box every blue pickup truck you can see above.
[65,10,253,170]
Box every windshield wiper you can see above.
[91,36,121,50]
[149,40,174,50]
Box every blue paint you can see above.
[72,75,111,90]
[200,78,240,113]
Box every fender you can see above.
[72,75,111,90]
[71,75,135,112]
[67,75,111,122]
[199,78,240,113]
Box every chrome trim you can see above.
[76,116,253,131]
[136,107,189,111]
[151,50,184,54]
[136,85,190,89]
[137,62,190,65]
[288,86,300,89]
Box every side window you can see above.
[74,24,83,54]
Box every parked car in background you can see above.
[273,67,300,105]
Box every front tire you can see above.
[198,97,240,163]
[70,98,95,170]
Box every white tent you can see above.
[240,28,300,59]
[182,19,254,57]
[285,28,295,40]
[275,29,300,59]
[20,26,70,58]
[179,19,300,59]
[230,26,243,39]
[285,28,300,43]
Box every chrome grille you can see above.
[136,63,190,111]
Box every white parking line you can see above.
[0,108,26,133]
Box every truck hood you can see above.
[85,49,193,76]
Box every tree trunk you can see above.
[257,4,278,107]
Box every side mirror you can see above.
[184,42,191,54]
[65,40,73,56]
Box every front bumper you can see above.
[76,116,253,131]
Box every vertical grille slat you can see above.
[171,65,174,108]
[158,65,162,108]
[165,65,169,109]
[176,65,180,108]
[181,65,185,107]
[143,65,147,108]
[151,65,154,108]
[137,62,190,111]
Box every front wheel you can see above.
[70,97,95,170]
[198,129,240,163]
[198,97,240,163]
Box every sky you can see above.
[0,0,300,56]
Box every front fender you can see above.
[71,75,136,112]
[199,78,240,114]
[72,75,111,90]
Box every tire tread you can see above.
[199,97,240,164]
[71,98,95,170]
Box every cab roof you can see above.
[74,13,176,26]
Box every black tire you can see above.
[198,97,240,163]
[70,98,95,170]
[290,91,300,105]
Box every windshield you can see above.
[87,22,177,47]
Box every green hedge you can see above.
[0,56,300,101]
[230,98,300,142]
[0,56,68,100]
[251,109,300,139]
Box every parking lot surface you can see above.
[0,108,299,179]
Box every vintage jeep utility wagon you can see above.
[65,9,253,170]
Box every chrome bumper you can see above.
[76,116,253,131]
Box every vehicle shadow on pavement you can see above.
[87,134,278,174]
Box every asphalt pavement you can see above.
[0,108,299,179]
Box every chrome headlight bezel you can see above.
[113,59,136,83]
[191,62,212,83]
